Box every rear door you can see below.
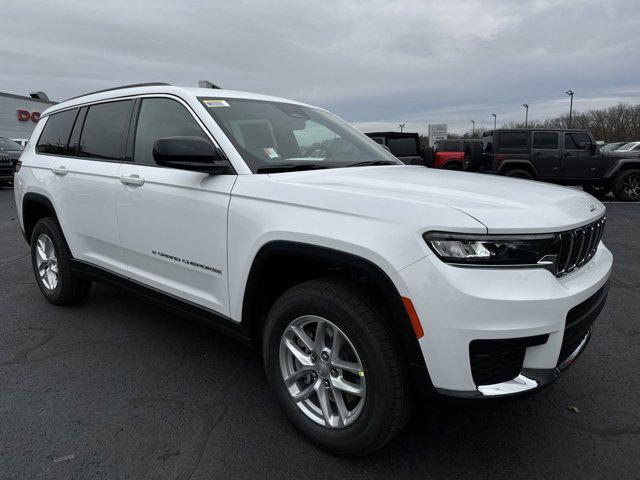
[36,100,132,276]
[530,131,560,178]
[562,132,600,178]
[115,95,235,315]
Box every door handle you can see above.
[52,166,68,176]
[120,174,145,187]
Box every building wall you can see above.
[0,93,55,140]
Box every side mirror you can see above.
[153,136,229,174]
[578,141,596,153]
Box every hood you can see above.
[269,166,605,234]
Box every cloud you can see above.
[1,0,638,135]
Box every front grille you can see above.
[555,216,606,276]
[470,335,548,386]
[557,282,609,366]
[0,156,12,165]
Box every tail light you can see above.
[14,160,22,173]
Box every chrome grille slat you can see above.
[555,216,605,278]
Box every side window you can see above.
[79,100,133,160]
[387,137,418,156]
[564,133,591,150]
[442,141,460,152]
[36,109,78,155]
[496,132,529,153]
[532,132,558,149]
[134,98,209,165]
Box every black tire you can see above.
[504,168,534,179]
[444,162,462,170]
[30,217,92,305]
[262,277,412,456]
[583,183,611,199]
[612,169,640,201]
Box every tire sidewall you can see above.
[263,287,393,454]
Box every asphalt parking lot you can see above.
[0,186,639,479]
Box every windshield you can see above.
[199,98,401,172]
[0,138,23,151]
[616,142,638,151]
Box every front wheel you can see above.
[583,183,611,199]
[612,169,640,201]
[263,277,412,456]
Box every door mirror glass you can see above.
[152,136,229,174]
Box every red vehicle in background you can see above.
[432,139,481,170]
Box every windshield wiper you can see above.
[256,163,330,173]
[345,160,400,167]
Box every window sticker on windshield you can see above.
[203,99,230,108]
[263,147,280,159]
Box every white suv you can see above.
[14,83,612,455]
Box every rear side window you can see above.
[532,132,558,149]
[496,132,529,153]
[79,101,133,160]
[133,98,210,165]
[387,137,418,156]
[36,109,78,155]
[564,133,591,150]
[441,141,461,152]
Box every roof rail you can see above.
[64,82,172,102]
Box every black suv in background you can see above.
[465,129,640,201]
[0,137,24,187]
[365,132,426,165]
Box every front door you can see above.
[115,96,236,315]
[562,132,600,178]
[530,131,560,178]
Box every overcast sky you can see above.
[2,0,639,134]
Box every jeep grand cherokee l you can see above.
[14,83,612,455]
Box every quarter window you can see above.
[532,132,558,149]
[79,101,133,160]
[564,133,592,150]
[134,98,210,165]
[36,109,78,155]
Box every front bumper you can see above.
[393,242,613,398]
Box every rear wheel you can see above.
[504,168,534,179]
[263,277,412,456]
[612,169,640,201]
[583,183,611,199]
[30,217,92,305]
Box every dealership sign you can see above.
[428,124,447,147]
[17,110,41,122]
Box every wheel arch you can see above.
[22,192,59,243]
[241,241,428,371]
[499,160,538,177]
[604,159,640,179]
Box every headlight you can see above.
[423,232,558,266]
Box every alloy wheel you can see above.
[279,315,366,428]
[35,234,59,290]
[622,173,640,199]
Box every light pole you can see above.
[522,104,529,127]
[470,120,475,136]
[399,123,405,133]
[491,113,497,130]
[565,90,574,128]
